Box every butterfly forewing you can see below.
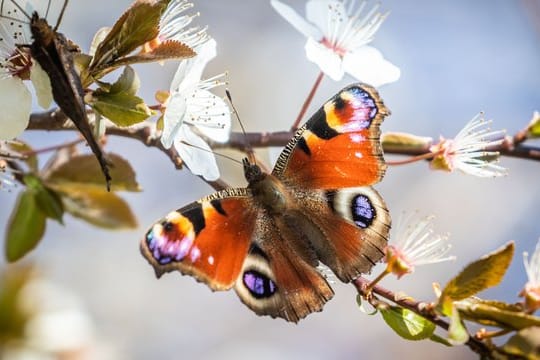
[141,188,258,291]
[273,83,389,189]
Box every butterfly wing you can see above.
[272,83,389,189]
[234,212,334,323]
[271,83,391,282]
[286,187,390,282]
[140,188,257,291]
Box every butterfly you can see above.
[3,0,111,188]
[140,83,391,323]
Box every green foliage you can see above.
[87,0,194,81]
[381,132,432,153]
[90,66,152,126]
[380,306,435,341]
[5,190,47,262]
[438,242,514,316]
[456,298,540,330]
[526,111,540,138]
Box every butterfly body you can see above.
[28,9,111,189]
[141,83,391,322]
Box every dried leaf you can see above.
[45,153,140,192]
[109,40,195,68]
[56,183,137,229]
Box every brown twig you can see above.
[353,277,493,357]
[291,71,324,131]
[26,109,540,183]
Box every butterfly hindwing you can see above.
[273,83,389,189]
[304,187,390,282]
[234,213,334,323]
[140,188,257,291]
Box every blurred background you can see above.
[1,0,540,358]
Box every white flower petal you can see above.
[271,0,322,39]
[0,77,31,139]
[343,45,400,86]
[305,37,344,80]
[175,125,220,181]
[161,92,187,149]
[30,62,53,109]
[306,0,347,41]
[170,38,217,92]
[185,89,231,143]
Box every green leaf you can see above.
[380,306,436,341]
[23,175,64,224]
[56,183,137,229]
[438,242,514,315]
[90,0,172,74]
[91,91,152,127]
[109,65,140,96]
[456,298,540,330]
[5,190,47,262]
[503,326,540,359]
[527,111,540,138]
[45,153,140,192]
[447,305,469,345]
[429,334,452,347]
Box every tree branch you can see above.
[353,277,493,357]
[28,109,540,165]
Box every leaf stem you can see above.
[386,151,438,166]
[291,71,324,131]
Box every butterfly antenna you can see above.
[54,0,68,31]
[180,140,243,166]
[226,89,256,165]
[6,0,31,21]
[45,0,52,19]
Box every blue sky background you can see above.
[1,0,540,359]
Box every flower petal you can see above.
[306,0,349,40]
[271,0,322,39]
[170,38,217,92]
[30,63,53,109]
[185,89,231,143]
[343,45,400,86]
[0,77,31,140]
[175,125,220,181]
[161,92,187,149]
[305,37,344,80]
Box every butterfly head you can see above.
[242,157,265,184]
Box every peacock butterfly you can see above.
[140,83,391,323]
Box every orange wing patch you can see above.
[273,83,389,189]
[140,189,257,291]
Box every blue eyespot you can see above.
[243,270,277,298]
[351,194,375,228]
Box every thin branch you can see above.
[27,110,540,179]
[353,277,493,357]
